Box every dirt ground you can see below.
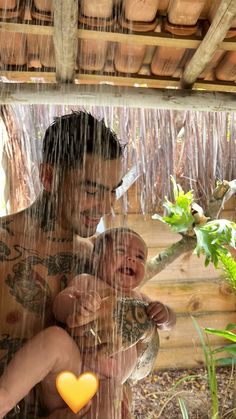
[132,366,235,418]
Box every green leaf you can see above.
[218,252,236,292]
[205,327,236,343]
[194,220,236,273]
[215,357,236,366]
[211,343,236,356]
[178,398,189,419]
[225,323,236,331]
[152,177,194,234]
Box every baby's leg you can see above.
[0,326,82,417]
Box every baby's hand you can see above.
[146,301,169,327]
[75,290,102,316]
[66,291,102,328]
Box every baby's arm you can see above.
[53,274,102,325]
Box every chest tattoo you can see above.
[1,241,88,315]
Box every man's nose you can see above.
[96,194,114,215]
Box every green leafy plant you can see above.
[205,323,236,366]
[178,398,189,419]
[152,176,195,234]
[192,317,219,419]
[153,177,236,289]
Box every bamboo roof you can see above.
[0,0,235,95]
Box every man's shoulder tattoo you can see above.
[0,219,14,236]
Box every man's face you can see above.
[58,154,122,237]
[98,233,147,291]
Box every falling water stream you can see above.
[0,105,236,419]
[0,2,236,418]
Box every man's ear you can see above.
[39,163,54,192]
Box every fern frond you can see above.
[218,252,236,293]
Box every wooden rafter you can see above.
[0,22,236,52]
[1,84,236,112]
[52,0,78,83]
[182,0,236,88]
[1,72,236,93]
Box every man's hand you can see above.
[67,291,102,327]
[146,301,176,330]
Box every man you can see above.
[0,111,123,418]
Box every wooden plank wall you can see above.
[105,196,236,369]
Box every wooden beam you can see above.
[52,0,78,82]
[182,0,236,88]
[1,71,236,93]
[0,83,236,112]
[1,22,236,51]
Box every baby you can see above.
[0,227,176,419]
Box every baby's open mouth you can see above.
[119,267,135,276]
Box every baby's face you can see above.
[99,233,147,291]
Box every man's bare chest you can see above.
[0,234,91,320]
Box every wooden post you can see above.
[52,0,78,83]
[182,0,236,88]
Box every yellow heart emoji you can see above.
[56,371,99,414]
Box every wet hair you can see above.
[93,227,147,262]
[42,111,124,167]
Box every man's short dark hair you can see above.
[42,111,124,167]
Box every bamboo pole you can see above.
[52,0,78,83]
[182,0,236,88]
[1,84,236,112]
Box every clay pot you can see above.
[199,50,225,80]
[0,32,26,65]
[114,43,146,73]
[215,52,236,81]
[81,0,113,18]
[168,0,206,26]
[26,34,42,68]
[31,0,53,22]
[124,0,159,22]
[78,39,108,71]
[0,0,17,9]
[34,0,52,12]
[163,18,199,36]
[0,0,23,19]
[38,35,55,68]
[151,46,186,76]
